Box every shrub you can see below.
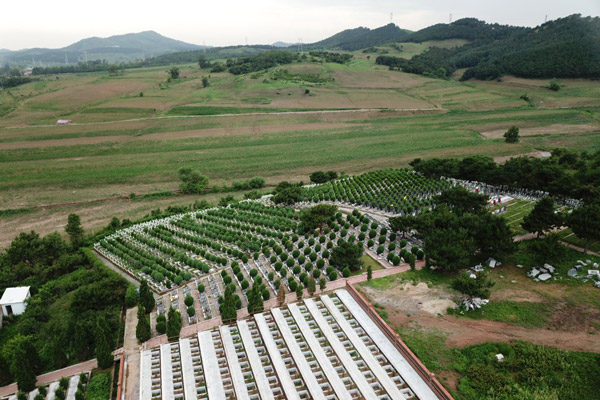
[328,270,338,281]
[184,295,194,307]
[156,320,167,334]
[198,284,205,293]
[125,285,138,308]
[342,267,350,278]
[187,306,195,317]
[249,268,258,278]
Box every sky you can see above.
[1,0,599,50]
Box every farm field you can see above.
[1,51,599,248]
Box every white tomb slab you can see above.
[336,289,439,400]
[47,382,60,400]
[198,330,226,400]
[179,338,197,400]
[319,295,408,400]
[66,375,80,400]
[254,313,301,400]
[220,324,252,400]
[288,303,353,400]
[139,350,153,400]
[160,343,174,400]
[303,298,386,400]
[271,307,326,399]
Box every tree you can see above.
[308,277,316,296]
[2,335,39,392]
[521,197,562,238]
[433,186,488,216]
[184,295,194,307]
[300,204,338,231]
[425,226,475,272]
[168,66,180,79]
[503,125,519,143]
[272,182,302,205]
[219,286,237,323]
[319,277,327,291]
[330,240,363,271]
[136,304,151,343]
[166,307,182,340]
[389,215,417,239]
[139,280,155,313]
[310,171,329,184]
[156,315,167,334]
[367,265,373,280]
[452,271,495,299]
[198,55,211,68]
[201,76,209,88]
[178,167,209,194]
[65,213,84,248]
[95,316,114,369]
[295,283,303,300]
[247,281,264,315]
[567,202,600,254]
[125,285,138,308]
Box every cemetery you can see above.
[138,289,448,400]
[95,194,426,322]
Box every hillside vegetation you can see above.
[377,15,600,80]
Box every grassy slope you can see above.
[0,46,598,246]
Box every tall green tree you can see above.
[166,307,182,340]
[308,277,316,296]
[2,335,39,392]
[65,213,85,248]
[168,66,180,79]
[247,281,264,314]
[503,126,519,143]
[521,197,562,238]
[178,167,209,194]
[300,204,338,231]
[389,215,417,239]
[433,186,487,216]
[219,286,237,323]
[330,240,364,271]
[138,280,155,313]
[136,304,151,343]
[95,316,114,369]
[567,202,600,254]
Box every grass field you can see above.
[0,49,599,248]
[495,199,536,235]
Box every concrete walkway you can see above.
[0,359,97,397]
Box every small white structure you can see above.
[495,353,504,362]
[56,119,73,125]
[0,286,31,316]
[538,273,552,282]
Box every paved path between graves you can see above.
[0,359,97,397]
[95,250,141,288]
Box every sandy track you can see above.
[480,123,600,139]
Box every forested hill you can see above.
[377,15,600,80]
[306,23,411,51]
[405,18,524,42]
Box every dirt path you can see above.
[393,312,600,353]
[122,307,141,400]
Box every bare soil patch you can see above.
[361,282,456,316]
[493,150,552,164]
[480,123,599,139]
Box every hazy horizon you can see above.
[1,0,599,51]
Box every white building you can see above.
[0,286,31,316]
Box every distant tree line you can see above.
[308,51,353,64]
[228,50,296,75]
[378,15,600,80]
[410,149,600,203]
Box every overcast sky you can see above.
[1,0,599,50]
